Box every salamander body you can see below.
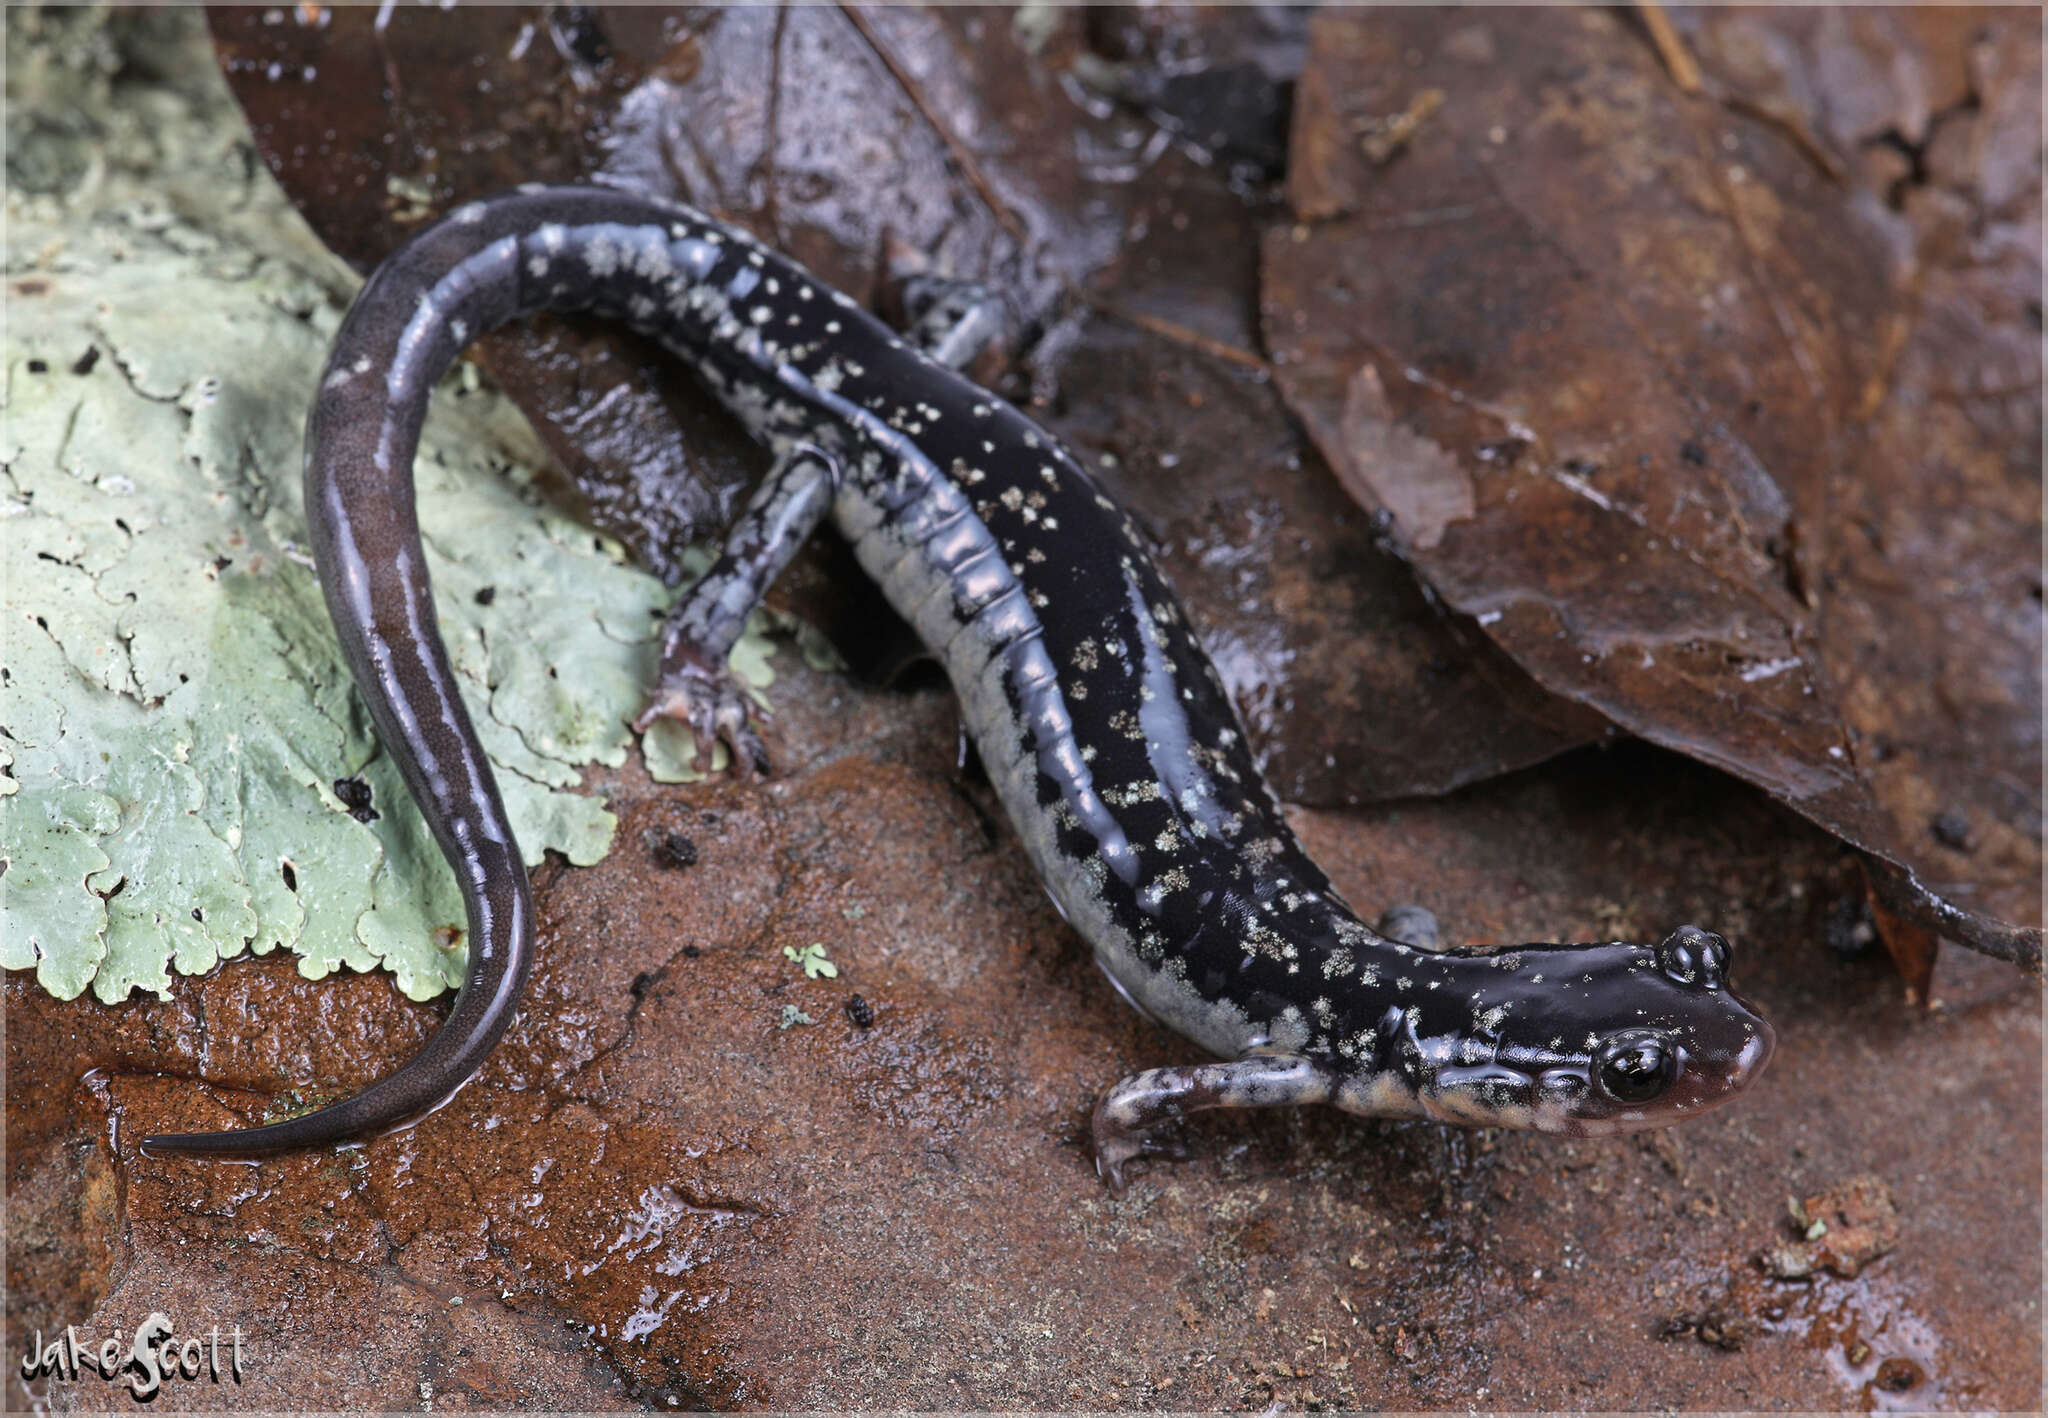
[143,186,1774,1185]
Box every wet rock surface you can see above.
[10,653,2040,1410]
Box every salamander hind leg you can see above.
[884,239,1008,371]
[1091,1055,1337,1195]
[635,443,837,774]
[902,276,1005,371]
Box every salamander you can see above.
[142,186,1775,1187]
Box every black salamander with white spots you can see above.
[142,186,1775,1187]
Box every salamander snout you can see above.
[1440,935,1775,1136]
[1582,929,1774,1127]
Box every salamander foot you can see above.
[1377,903,1441,950]
[634,648,770,776]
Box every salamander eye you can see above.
[1595,1032,1677,1105]
[1657,925,1729,988]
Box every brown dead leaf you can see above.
[1263,7,2039,970]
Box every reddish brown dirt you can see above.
[9,653,2038,1411]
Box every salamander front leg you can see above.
[635,443,837,774]
[1092,1054,1338,1195]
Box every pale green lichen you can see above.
[783,942,840,980]
[1,9,792,1003]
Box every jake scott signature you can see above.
[19,1314,246,1399]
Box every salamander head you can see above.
[1396,926,1774,1135]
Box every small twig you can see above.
[838,4,1026,247]
[1085,297,1272,375]
[1356,88,1444,166]
[1635,0,1703,94]
[1722,92,1849,183]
